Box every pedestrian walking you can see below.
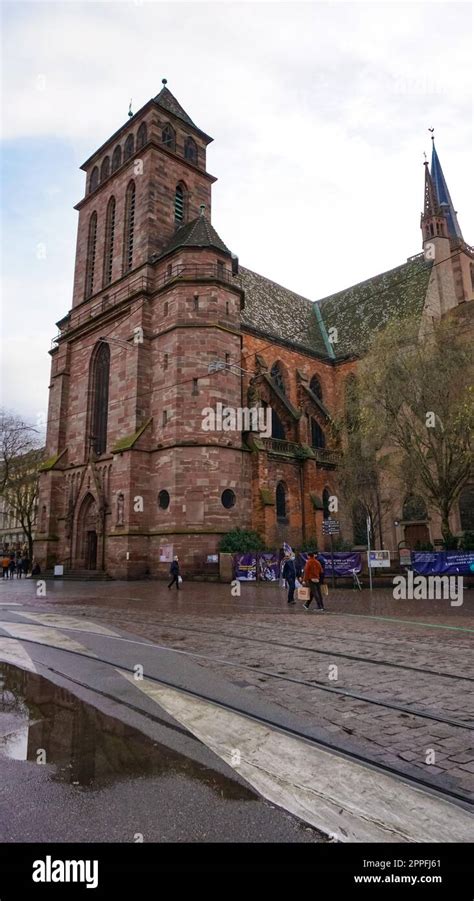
[281,552,297,605]
[302,551,324,611]
[8,557,16,579]
[23,557,30,576]
[2,555,10,579]
[31,560,41,576]
[16,556,24,578]
[168,555,181,591]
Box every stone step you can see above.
[45,570,112,581]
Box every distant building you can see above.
[35,84,473,576]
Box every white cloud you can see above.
[1,1,472,418]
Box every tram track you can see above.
[2,634,472,812]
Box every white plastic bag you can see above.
[295,578,302,589]
[178,575,183,584]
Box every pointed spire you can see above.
[430,139,463,240]
[423,160,439,218]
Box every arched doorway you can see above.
[76,494,98,570]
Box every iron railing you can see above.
[260,437,341,464]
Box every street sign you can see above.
[322,519,340,534]
[369,550,391,568]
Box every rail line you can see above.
[0,627,472,731]
[1,634,472,811]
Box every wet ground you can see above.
[0,578,472,842]
[0,663,322,843]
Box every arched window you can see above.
[470,263,474,291]
[352,501,366,545]
[175,183,185,223]
[89,167,99,193]
[162,124,175,150]
[402,495,428,521]
[137,122,147,149]
[322,487,330,520]
[89,342,110,456]
[263,401,285,439]
[158,490,170,510]
[270,361,286,395]
[124,133,134,160]
[112,145,122,173]
[459,485,474,531]
[85,212,98,299]
[276,482,287,519]
[123,182,136,273]
[310,375,323,400]
[184,137,198,163]
[100,156,110,182]
[311,419,325,448]
[103,196,116,287]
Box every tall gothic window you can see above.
[174,183,185,223]
[184,137,198,164]
[90,343,110,456]
[137,122,147,149]
[311,418,325,448]
[270,361,286,395]
[310,374,323,400]
[112,145,122,172]
[103,196,116,287]
[100,156,110,182]
[123,181,136,273]
[276,482,287,520]
[89,167,99,193]
[124,133,135,160]
[162,124,176,150]
[85,212,98,299]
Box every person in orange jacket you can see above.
[303,552,325,611]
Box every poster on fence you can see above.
[233,553,257,580]
[412,551,474,575]
[258,552,280,581]
[283,551,362,577]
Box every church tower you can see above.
[421,137,473,314]
[35,82,251,577]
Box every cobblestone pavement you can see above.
[1,578,473,801]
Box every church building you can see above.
[35,83,474,577]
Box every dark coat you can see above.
[282,559,296,582]
[169,560,179,576]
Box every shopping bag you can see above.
[178,575,183,584]
[321,583,329,596]
[295,578,302,589]
[279,577,287,590]
[297,586,310,601]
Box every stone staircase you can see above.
[46,569,112,581]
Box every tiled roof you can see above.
[154,86,196,128]
[159,216,231,258]
[317,255,433,358]
[239,267,328,358]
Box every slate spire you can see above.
[430,139,463,240]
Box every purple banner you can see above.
[233,553,257,581]
[258,552,280,582]
[296,552,362,576]
[412,551,474,575]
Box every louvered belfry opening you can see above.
[103,196,116,287]
[123,182,136,273]
[85,212,97,298]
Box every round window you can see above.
[221,489,236,509]
[158,490,170,510]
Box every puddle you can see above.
[0,663,256,800]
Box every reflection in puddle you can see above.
[0,664,256,800]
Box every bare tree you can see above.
[356,315,473,546]
[0,410,44,559]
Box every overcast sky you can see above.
[1,0,472,425]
